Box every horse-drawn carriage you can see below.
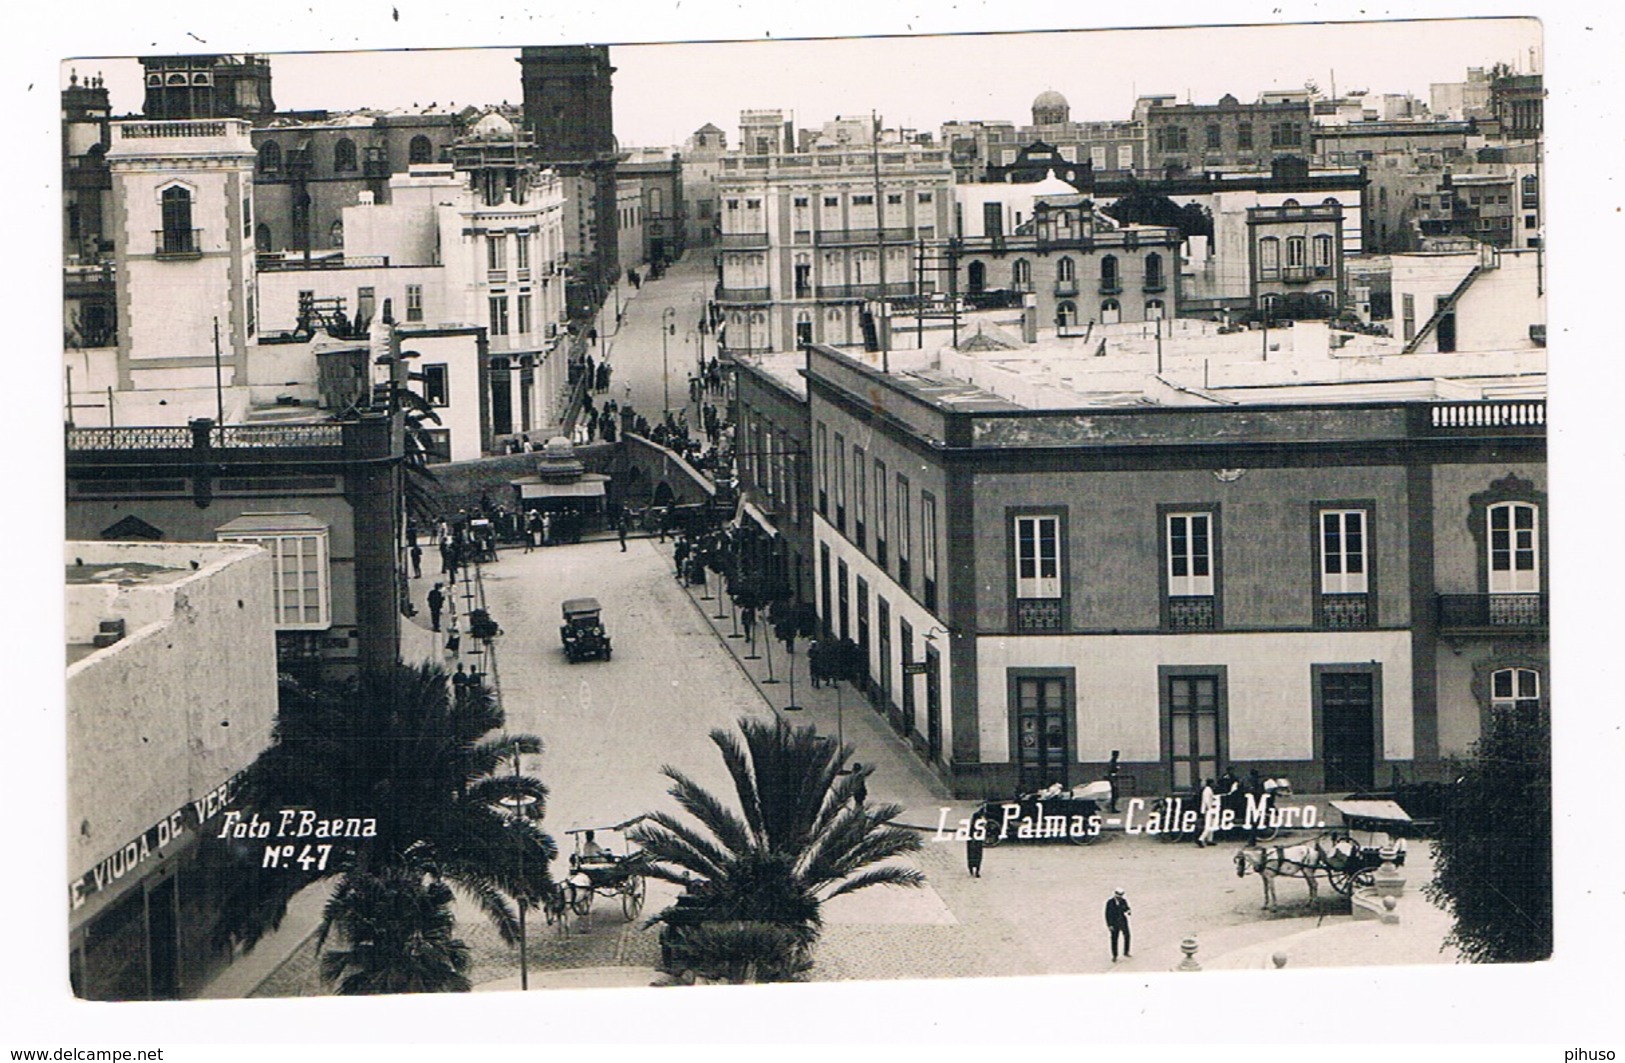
[561,821,648,922]
[1233,799,1410,910]
[973,781,1109,846]
[560,597,612,662]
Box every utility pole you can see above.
[871,111,889,372]
[213,317,225,436]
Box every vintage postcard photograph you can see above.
[53,12,1565,1024]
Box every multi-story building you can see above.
[620,147,685,268]
[953,188,1184,327]
[1136,93,1314,173]
[712,124,956,353]
[940,119,1018,184]
[139,54,276,121]
[519,45,622,319]
[65,414,408,682]
[63,71,118,353]
[1430,67,1495,122]
[801,340,1546,796]
[1247,200,1345,319]
[67,540,279,1000]
[681,123,727,249]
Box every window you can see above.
[1157,125,1189,153]
[487,234,507,274]
[329,220,345,249]
[816,423,829,517]
[897,473,911,591]
[334,138,357,173]
[834,433,847,534]
[1521,174,1539,209]
[887,193,903,206]
[1286,237,1306,267]
[406,284,423,323]
[853,194,874,206]
[515,233,531,276]
[837,560,851,643]
[853,446,867,551]
[1313,234,1334,268]
[1100,298,1121,324]
[1237,123,1254,150]
[1259,236,1280,277]
[856,578,871,682]
[1402,293,1416,341]
[409,135,434,165]
[1163,509,1217,631]
[1320,510,1368,594]
[1270,122,1302,148]
[726,199,739,211]
[1144,299,1164,320]
[216,517,331,630]
[243,195,253,238]
[1100,255,1120,293]
[878,597,893,700]
[824,196,839,208]
[489,294,509,336]
[1012,259,1032,291]
[793,196,809,208]
[922,492,938,612]
[159,186,196,255]
[259,141,281,174]
[874,459,889,568]
[421,363,449,406]
[918,191,934,204]
[1490,668,1541,714]
[1012,513,1062,631]
[517,292,532,335]
[1144,252,1164,291]
[1488,502,1540,593]
[1056,256,1076,283]
[1205,124,1222,150]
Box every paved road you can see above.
[591,254,717,427]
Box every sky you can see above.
[67,19,1542,149]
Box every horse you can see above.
[539,879,571,936]
[1235,835,1364,910]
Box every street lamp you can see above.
[661,306,677,414]
[497,742,538,991]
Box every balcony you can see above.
[1317,593,1370,630]
[1437,593,1547,632]
[1016,598,1063,632]
[813,227,915,247]
[1166,596,1216,632]
[716,286,772,303]
[719,231,770,249]
[153,229,203,259]
[1099,281,1123,296]
[817,282,914,301]
[1142,277,1167,293]
[1053,279,1079,297]
[1282,265,1313,285]
[1426,400,1545,432]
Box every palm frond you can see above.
[819,863,927,901]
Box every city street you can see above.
[592,253,717,427]
[255,528,1458,996]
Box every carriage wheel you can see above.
[621,873,646,920]
[570,886,595,917]
[1326,868,1356,897]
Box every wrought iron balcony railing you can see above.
[1166,596,1216,632]
[1437,593,1548,631]
[1317,593,1371,630]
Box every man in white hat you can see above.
[1105,888,1132,962]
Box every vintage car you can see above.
[560,597,612,662]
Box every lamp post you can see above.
[498,742,537,991]
[661,306,677,414]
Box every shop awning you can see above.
[512,475,608,500]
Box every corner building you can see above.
[804,344,1546,797]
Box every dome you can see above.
[1032,89,1071,125]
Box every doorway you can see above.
[1319,670,1377,791]
[1013,673,1068,791]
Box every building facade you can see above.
[1247,201,1345,318]
[1137,93,1314,173]
[712,135,955,353]
[803,343,1545,797]
[68,540,279,1000]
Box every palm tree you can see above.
[316,854,472,995]
[217,663,556,952]
[630,716,924,980]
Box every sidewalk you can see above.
[661,546,955,824]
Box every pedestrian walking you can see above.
[426,583,445,632]
[673,536,690,579]
[617,515,628,552]
[1197,779,1218,847]
[966,819,985,878]
[850,762,868,807]
[1106,749,1121,813]
[410,541,423,580]
[445,614,461,657]
[1105,889,1132,962]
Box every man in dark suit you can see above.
[1105,889,1132,962]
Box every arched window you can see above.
[1490,667,1541,714]
[409,135,434,165]
[255,223,272,252]
[1056,256,1076,282]
[160,186,194,254]
[967,260,986,293]
[330,220,345,248]
[1100,254,1119,293]
[1282,197,1300,208]
[796,310,813,347]
[1144,252,1164,290]
[1012,258,1032,290]
[333,138,357,173]
[1056,301,1077,327]
[1146,299,1165,320]
[259,141,282,175]
[1100,298,1121,324]
[1313,234,1334,268]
